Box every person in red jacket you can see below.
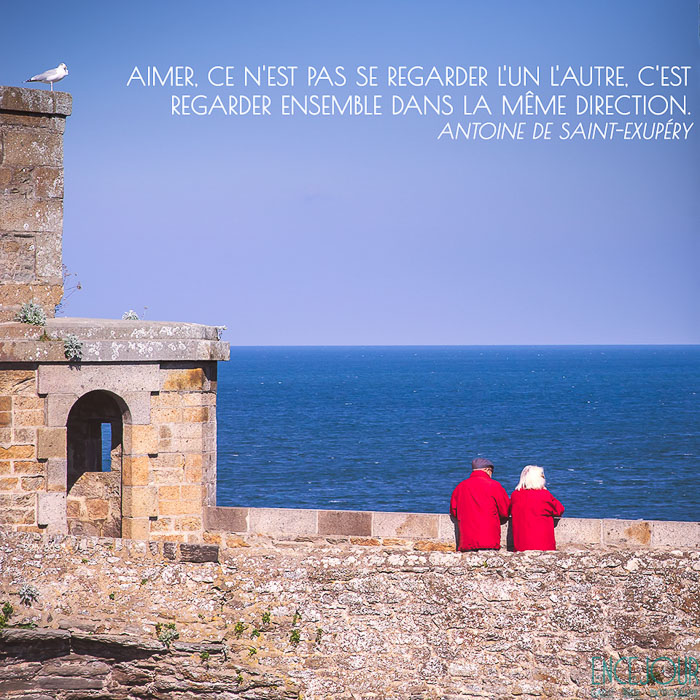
[510,465,565,551]
[450,458,510,551]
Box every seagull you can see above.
[25,63,68,91]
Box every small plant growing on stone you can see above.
[289,629,301,647]
[247,646,257,657]
[15,301,46,326]
[261,611,271,626]
[63,334,83,361]
[122,310,140,320]
[235,673,243,685]
[81,558,89,564]
[200,650,210,662]
[0,602,12,629]
[292,609,301,626]
[108,592,115,600]
[18,584,39,606]
[250,628,260,639]
[233,621,247,638]
[140,578,148,586]
[155,622,179,648]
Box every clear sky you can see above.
[3,1,699,344]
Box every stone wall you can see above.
[206,505,700,550]
[0,528,698,699]
[0,87,71,321]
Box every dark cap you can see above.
[472,458,494,470]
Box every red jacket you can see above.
[450,471,510,550]
[510,488,565,551]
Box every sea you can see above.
[215,346,699,522]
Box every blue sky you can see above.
[3,1,699,344]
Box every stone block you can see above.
[248,507,317,536]
[318,509,372,536]
[0,411,10,426]
[554,518,603,545]
[438,514,459,543]
[179,543,218,562]
[14,460,44,474]
[21,475,44,490]
[372,511,439,539]
[179,516,202,531]
[14,395,43,409]
[1,129,63,167]
[651,520,700,548]
[121,392,151,425]
[122,486,157,518]
[182,406,208,422]
[33,166,64,198]
[122,456,150,487]
[37,492,66,531]
[0,369,36,395]
[45,458,66,490]
[126,425,158,455]
[37,363,161,395]
[0,234,35,281]
[0,197,62,233]
[161,368,209,392]
[86,498,110,519]
[0,444,35,459]
[205,507,229,532]
[36,427,66,459]
[46,393,79,426]
[34,232,63,280]
[14,409,44,426]
[0,476,19,490]
[158,499,200,516]
[602,519,651,547]
[0,86,72,116]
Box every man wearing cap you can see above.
[450,458,510,551]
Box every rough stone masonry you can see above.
[0,529,699,699]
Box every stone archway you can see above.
[66,390,126,537]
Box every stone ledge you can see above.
[0,85,72,117]
[0,318,230,362]
[205,506,700,549]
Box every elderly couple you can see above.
[449,457,565,552]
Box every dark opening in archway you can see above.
[66,391,124,537]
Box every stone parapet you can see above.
[205,505,700,549]
[0,318,230,362]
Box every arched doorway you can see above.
[66,391,125,537]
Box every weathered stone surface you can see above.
[318,509,371,536]
[249,507,317,536]
[373,511,438,539]
[179,543,219,563]
[0,528,697,699]
[38,363,161,395]
[37,492,66,531]
[36,426,66,459]
[205,505,248,532]
[0,86,72,116]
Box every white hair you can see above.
[515,465,546,490]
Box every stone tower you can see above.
[0,86,229,542]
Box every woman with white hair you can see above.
[510,465,565,551]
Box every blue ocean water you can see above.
[215,346,699,521]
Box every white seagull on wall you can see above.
[25,63,68,90]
